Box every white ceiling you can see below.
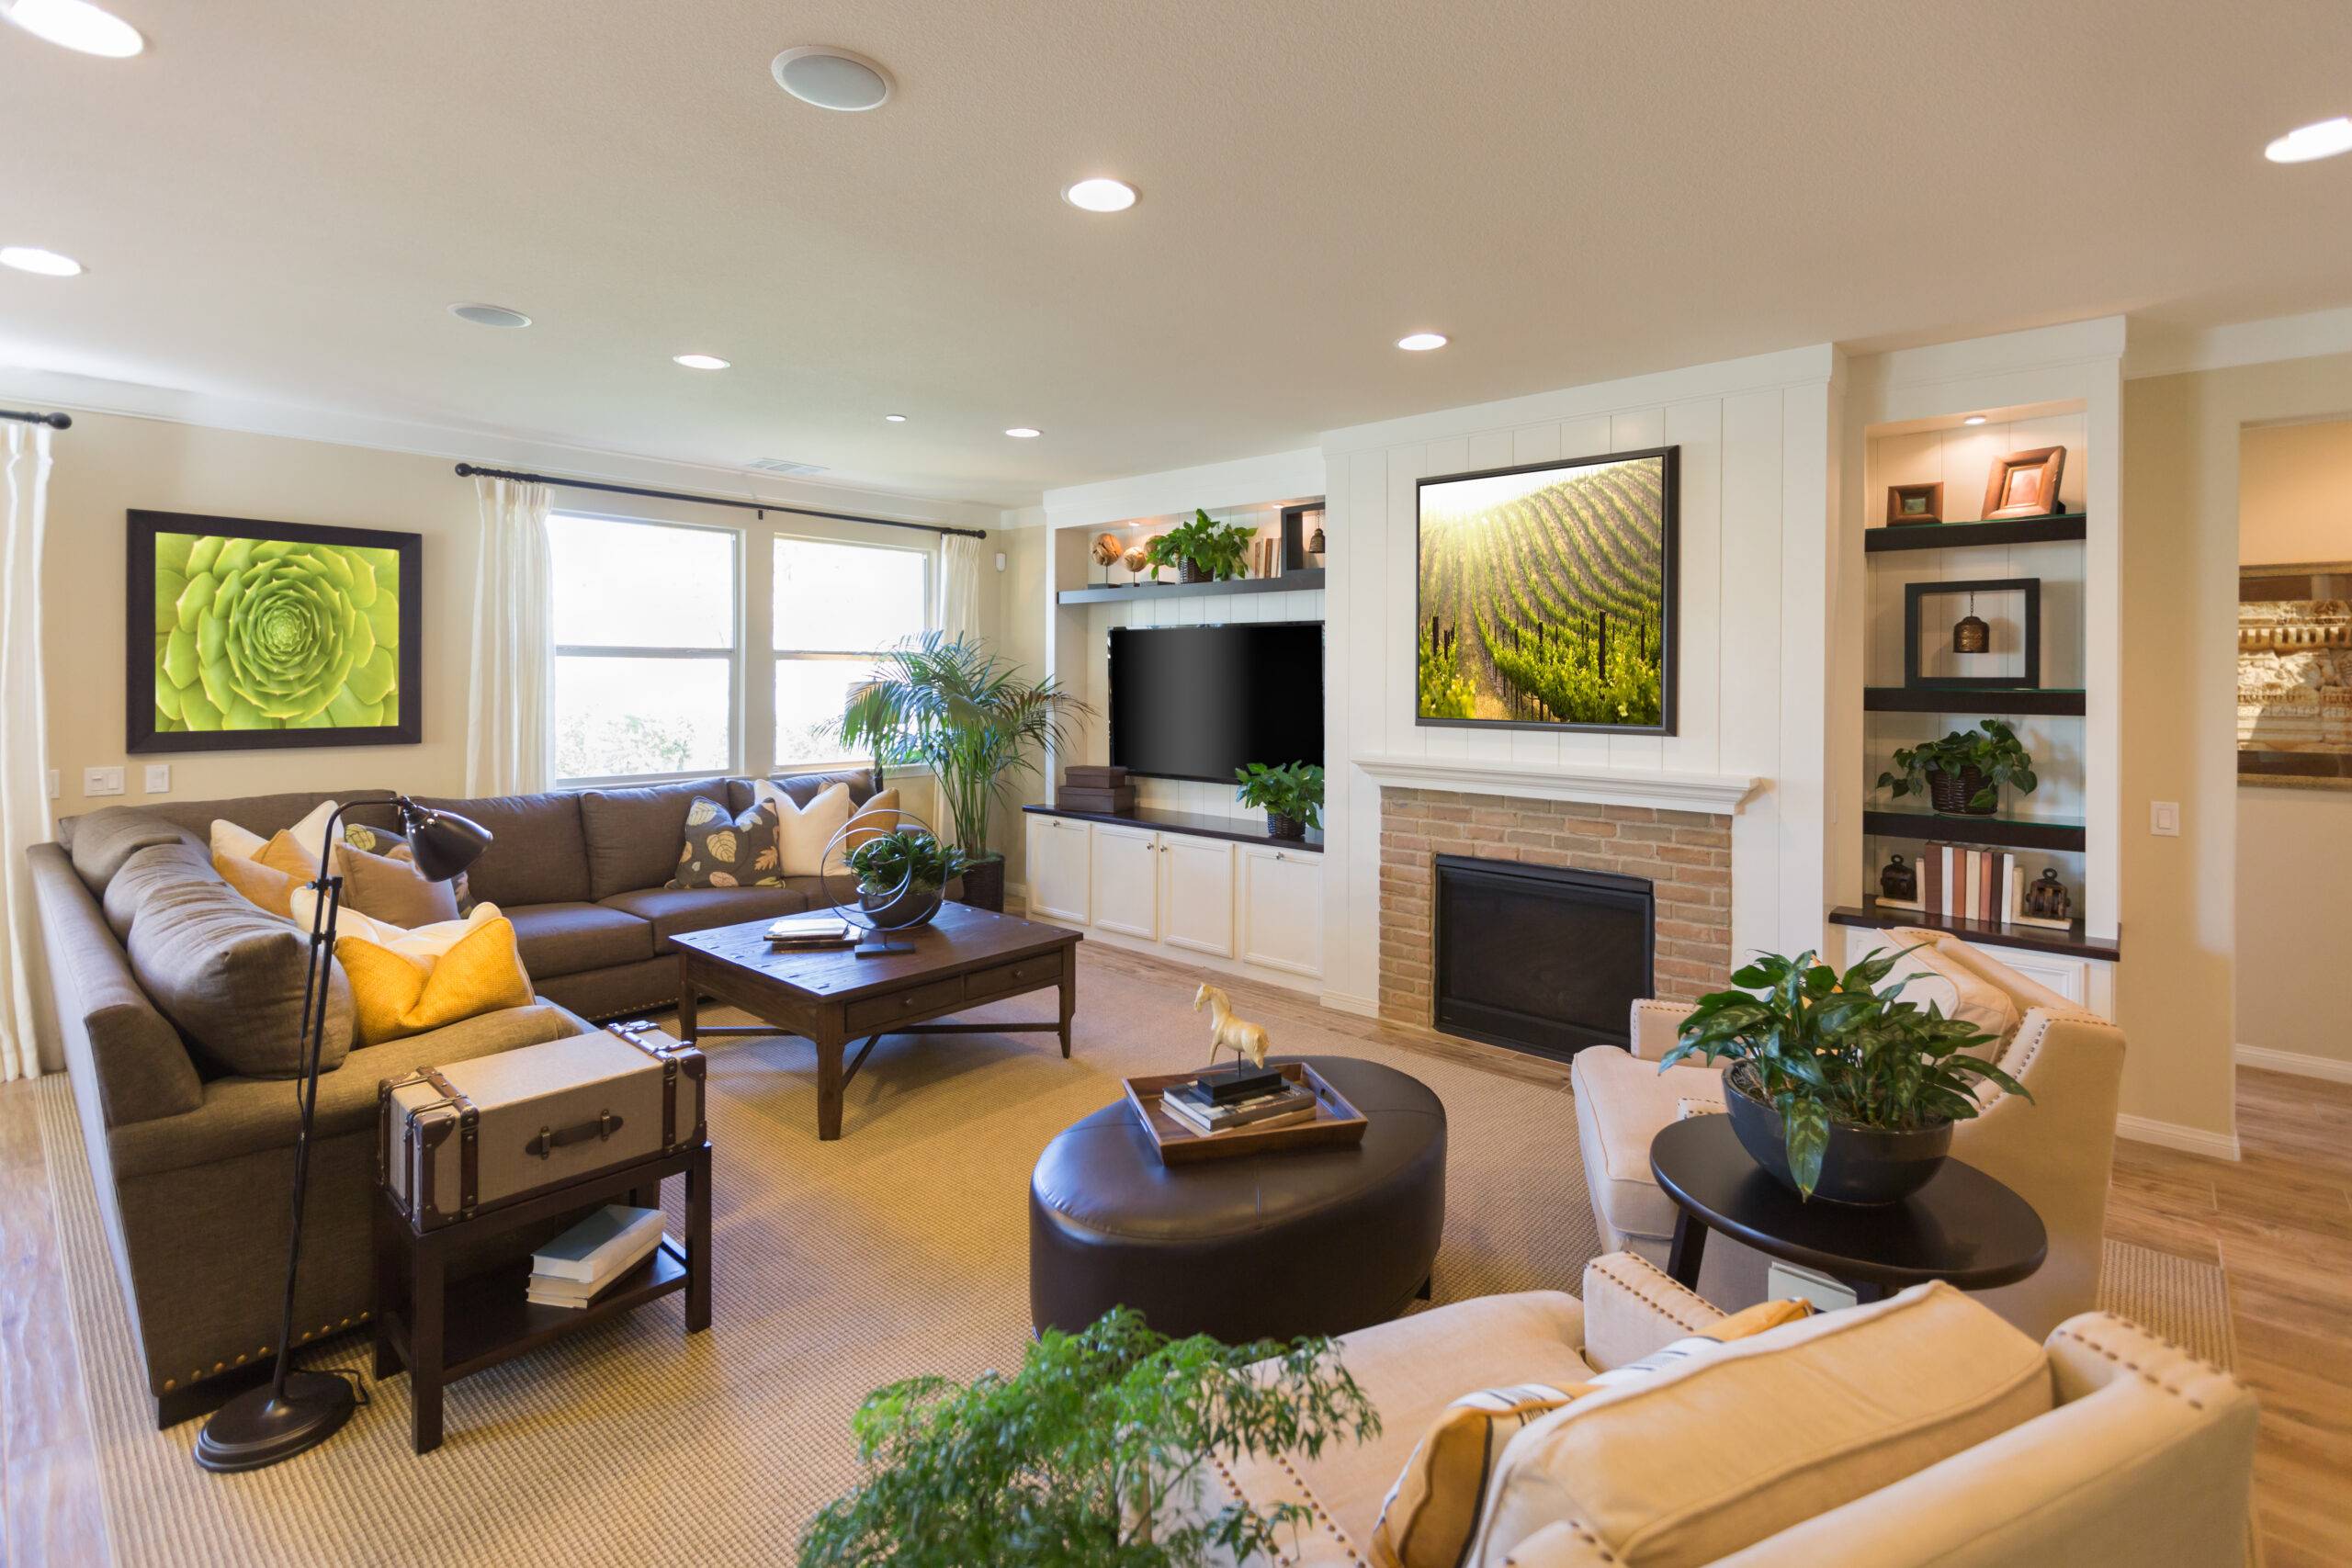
[5,0,2350,507]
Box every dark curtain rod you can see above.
[453,462,986,539]
[1,408,72,429]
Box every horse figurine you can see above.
[1194,983,1270,1071]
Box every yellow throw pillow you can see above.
[842,787,901,853]
[257,827,333,883]
[335,914,534,1046]
[1368,1298,1815,1568]
[214,851,300,918]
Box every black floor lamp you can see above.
[195,795,492,1472]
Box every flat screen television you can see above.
[1108,622,1324,783]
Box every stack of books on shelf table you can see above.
[527,1204,665,1310]
[1157,1066,1319,1136]
[765,913,853,950]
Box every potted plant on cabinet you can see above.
[1233,761,1323,840]
[1660,946,2031,1204]
[1875,717,2037,817]
[839,632,1092,912]
[1145,509,1255,584]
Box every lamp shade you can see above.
[395,801,492,884]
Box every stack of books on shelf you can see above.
[1895,844,2071,931]
[1158,1066,1319,1136]
[527,1205,665,1311]
[766,913,853,950]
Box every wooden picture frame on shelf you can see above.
[1902,577,2041,690]
[1982,446,2066,520]
[1885,482,1942,526]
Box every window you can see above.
[773,536,930,767]
[551,515,739,782]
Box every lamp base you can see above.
[193,1371,356,1472]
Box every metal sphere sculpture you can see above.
[820,807,949,957]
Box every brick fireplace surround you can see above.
[1376,787,1735,1031]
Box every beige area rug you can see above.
[39,946,2232,1566]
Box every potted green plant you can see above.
[1875,717,2037,817]
[840,632,1092,912]
[798,1306,1379,1567]
[1661,946,2031,1204]
[845,827,967,930]
[1233,761,1323,840]
[1146,509,1255,584]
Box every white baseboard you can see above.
[1319,990,1379,1019]
[2234,1043,2352,1084]
[2114,1112,2241,1162]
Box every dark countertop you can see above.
[1023,802,1324,852]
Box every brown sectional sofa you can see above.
[31,768,883,1423]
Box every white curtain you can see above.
[0,423,53,1080]
[939,533,983,644]
[465,475,555,796]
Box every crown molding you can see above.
[2123,305,2352,381]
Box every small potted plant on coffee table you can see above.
[845,827,967,931]
[1876,717,2037,817]
[1660,946,2031,1204]
[1146,509,1255,584]
[1234,761,1323,840]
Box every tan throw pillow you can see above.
[754,779,853,877]
[257,827,334,883]
[843,787,901,853]
[213,851,300,919]
[1370,1299,1812,1568]
[670,795,785,888]
[338,838,463,927]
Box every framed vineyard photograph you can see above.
[1415,446,1678,735]
[127,510,422,753]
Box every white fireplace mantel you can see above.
[1351,753,1761,817]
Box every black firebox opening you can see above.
[1432,855,1656,1062]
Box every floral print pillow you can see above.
[669,796,785,889]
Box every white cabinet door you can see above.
[1026,815,1091,925]
[1240,844,1322,978]
[1090,824,1161,940]
[1160,835,1236,958]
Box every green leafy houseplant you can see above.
[846,828,967,894]
[1146,509,1255,583]
[797,1306,1379,1568]
[1232,761,1323,839]
[1662,947,2031,1201]
[1875,718,2037,816]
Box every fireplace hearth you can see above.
[1432,854,1656,1061]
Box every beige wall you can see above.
[989,514,1050,893]
[2235,417,2352,1067]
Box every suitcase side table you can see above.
[371,1139,711,1453]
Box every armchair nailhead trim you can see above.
[2051,1322,2240,1413]
[1598,1251,1713,1331]
[1205,1449,1363,1566]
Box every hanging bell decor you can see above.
[1951,591,1991,655]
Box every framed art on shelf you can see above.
[1902,577,2041,690]
[128,510,423,753]
[1885,482,1942,526]
[1414,446,1679,736]
[2237,559,2352,789]
[1981,446,2067,520]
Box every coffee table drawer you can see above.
[846,976,967,1032]
[963,953,1062,1006]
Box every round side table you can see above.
[1648,1114,2045,1303]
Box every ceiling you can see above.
[5,0,2350,507]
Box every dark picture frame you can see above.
[128,510,424,753]
[1415,446,1679,737]
[2238,559,2352,789]
[1902,577,2041,690]
[1886,482,1943,526]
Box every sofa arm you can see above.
[1629,998,1694,1062]
[1498,1519,1619,1566]
[1579,1250,1724,1371]
[28,841,201,1125]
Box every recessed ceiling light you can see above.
[884,413,908,423]
[772,45,893,111]
[673,354,730,370]
[1963,414,1988,426]
[448,302,531,328]
[1,0,144,57]
[0,245,82,276]
[1004,427,1042,439]
[2265,116,2352,164]
[1063,177,1138,213]
[1396,332,1449,352]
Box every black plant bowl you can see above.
[1724,1063,1952,1206]
[1265,811,1306,841]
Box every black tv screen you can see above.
[1109,623,1324,783]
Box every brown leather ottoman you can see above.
[1028,1055,1446,1343]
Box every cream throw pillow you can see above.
[1883,942,2022,1047]
[212,800,344,878]
[301,897,505,961]
[752,780,853,877]
[209,818,269,863]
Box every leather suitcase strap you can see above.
[607,1019,680,1149]
[422,1066,480,1217]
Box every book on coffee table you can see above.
[766,914,853,947]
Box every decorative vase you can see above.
[1724,1064,1951,1207]
[860,879,944,931]
[1178,559,1209,585]
[1265,811,1306,841]
[1926,764,1994,816]
[956,852,1006,913]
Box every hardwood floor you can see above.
[2,1056,2346,1566]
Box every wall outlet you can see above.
[2150,800,2181,837]
[143,763,172,795]
[83,765,125,797]
[46,769,60,800]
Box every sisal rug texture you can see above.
[37,946,2231,1567]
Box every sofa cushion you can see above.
[72,807,204,897]
[115,842,356,1078]
[1471,1282,2053,1568]
[1570,1045,1725,1245]
[409,791,593,907]
[578,776,745,899]
[671,795,786,888]
[336,838,463,926]
[600,884,811,951]
[337,915,535,1045]
[751,778,853,876]
[505,901,655,977]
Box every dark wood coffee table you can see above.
[1649,1114,2046,1303]
[672,902,1081,1141]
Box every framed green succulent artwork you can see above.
[128,511,423,752]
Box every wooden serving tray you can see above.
[1122,1062,1368,1165]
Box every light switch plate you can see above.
[2150,800,2181,837]
[46,769,60,800]
[84,766,126,797]
[143,763,171,795]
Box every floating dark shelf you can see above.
[1864,686,2086,715]
[1056,569,1325,606]
[1862,807,2086,852]
[1830,902,2117,962]
[1864,514,2086,554]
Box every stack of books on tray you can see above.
[527,1205,665,1311]
[766,913,853,950]
[1159,1067,1320,1136]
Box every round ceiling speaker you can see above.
[772,45,893,111]
[449,303,532,329]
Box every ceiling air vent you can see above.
[746,457,827,477]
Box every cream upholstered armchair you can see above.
[1570,929,2126,1341]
